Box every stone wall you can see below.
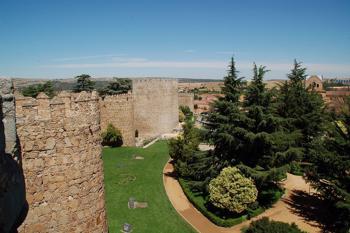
[0,79,27,233]
[178,93,194,112]
[15,91,107,233]
[133,79,178,139]
[99,93,135,146]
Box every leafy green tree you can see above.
[101,123,123,147]
[169,120,200,176]
[179,105,193,121]
[243,217,306,233]
[179,110,185,122]
[98,78,131,96]
[73,74,95,92]
[22,81,55,98]
[208,166,258,213]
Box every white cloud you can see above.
[215,51,234,55]
[43,57,350,78]
[43,60,227,69]
[184,49,195,53]
[53,54,126,62]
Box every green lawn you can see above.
[102,141,196,233]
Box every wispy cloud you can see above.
[43,57,350,76]
[215,51,234,55]
[184,49,196,53]
[44,60,227,69]
[53,54,126,62]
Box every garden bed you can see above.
[179,178,283,227]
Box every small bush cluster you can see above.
[208,167,258,213]
[101,123,123,147]
[243,217,306,233]
[179,178,247,227]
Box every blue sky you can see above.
[1,0,349,80]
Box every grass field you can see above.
[102,141,196,233]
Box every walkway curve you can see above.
[163,160,322,233]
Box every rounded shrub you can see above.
[101,123,123,147]
[243,217,306,233]
[209,166,258,213]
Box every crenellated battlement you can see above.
[14,89,107,233]
[133,78,178,92]
[99,92,133,103]
[15,91,100,126]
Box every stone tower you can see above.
[15,91,107,233]
[0,78,27,233]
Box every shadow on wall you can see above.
[0,95,28,233]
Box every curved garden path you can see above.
[163,161,323,233]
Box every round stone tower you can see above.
[15,91,107,233]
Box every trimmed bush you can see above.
[258,188,284,207]
[209,167,258,213]
[179,178,247,227]
[243,217,306,233]
[101,123,123,147]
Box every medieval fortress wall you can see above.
[15,91,107,233]
[99,93,135,146]
[1,78,179,232]
[132,79,179,139]
[0,79,27,233]
[178,93,194,112]
[99,79,179,144]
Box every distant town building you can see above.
[305,75,323,92]
[323,77,350,85]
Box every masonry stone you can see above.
[178,93,194,112]
[100,79,179,145]
[133,79,179,140]
[99,93,135,146]
[1,78,180,232]
[0,78,27,233]
[15,91,107,233]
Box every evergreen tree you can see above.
[244,63,270,108]
[73,74,95,92]
[276,60,326,145]
[22,81,55,98]
[306,101,350,232]
[206,57,247,168]
[98,78,131,97]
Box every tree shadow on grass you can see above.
[283,190,337,233]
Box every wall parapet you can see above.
[99,93,135,146]
[15,90,107,233]
[16,91,100,125]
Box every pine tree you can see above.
[244,63,270,108]
[98,78,131,97]
[306,100,350,232]
[73,74,95,92]
[276,60,326,145]
[206,57,247,167]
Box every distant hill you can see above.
[13,77,223,92]
[177,78,223,83]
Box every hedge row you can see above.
[179,178,247,227]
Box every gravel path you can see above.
[163,161,322,233]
